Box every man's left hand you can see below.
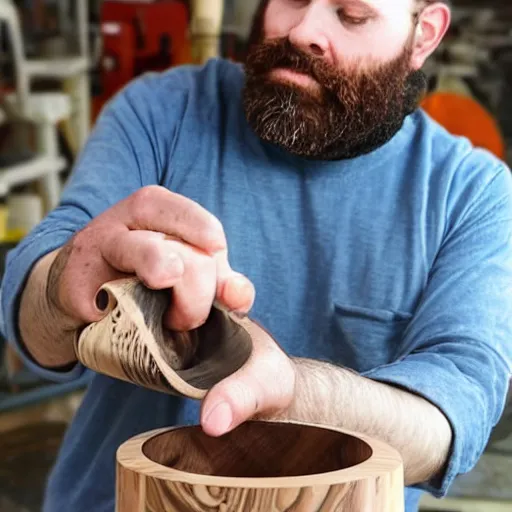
[200,317,296,437]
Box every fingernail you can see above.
[204,402,233,436]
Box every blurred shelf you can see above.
[0,154,67,193]
[25,56,89,79]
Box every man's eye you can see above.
[337,10,369,26]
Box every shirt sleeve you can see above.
[362,157,512,498]
[0,71,186,383]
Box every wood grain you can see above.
[116,460,145,512]
[74,278,253,399]
[116,421,405,512]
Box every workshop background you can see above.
[0,1,511,511]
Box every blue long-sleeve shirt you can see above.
[2,59,512,512]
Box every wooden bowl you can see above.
[116,420,404,512]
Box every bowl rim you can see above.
[116,420,403,488]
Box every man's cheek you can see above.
[263,5,299,39]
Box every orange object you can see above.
[421,91,506,160]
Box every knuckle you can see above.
[137,246,165,286]
[130,190,150,217]
[208,216,227,246]
[209,214,225,236]
[130,186,162,215]
[137,240,183,289]
[129,187,227,250]
[173,198,227,246]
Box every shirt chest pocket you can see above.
[332,303,412,373]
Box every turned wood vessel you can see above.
[116,420,404,512]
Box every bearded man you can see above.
[2,1,511,511]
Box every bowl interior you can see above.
[142,421,373,478]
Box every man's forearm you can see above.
[281,358,453,487]
[18,249,79,369]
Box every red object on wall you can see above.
[95,1,191,115]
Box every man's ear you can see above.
[410,2,451,70]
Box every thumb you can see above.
[200,317,296,437]
[200,373,265,438]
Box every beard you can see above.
[242,36,427,160]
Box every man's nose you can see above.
[288,4,334,64]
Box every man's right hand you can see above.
[46,185,255,333]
